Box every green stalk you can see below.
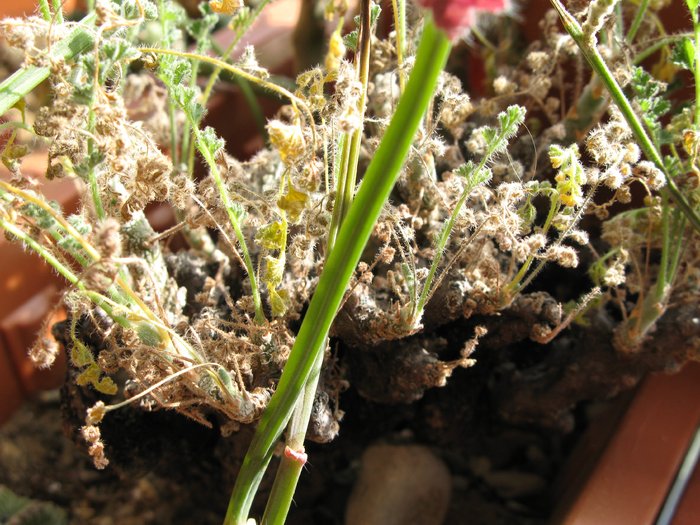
[261,349,324,524]
[327,0,372,252]
[38,0,51,21]
[223,19,451,524]
[0,216,129,327]
[625,0,650,44]
[190,125,266,325]
[185,0,272,175]
[51,0,64,23]
[412,147,503,323]
[0,14,97,117]
[694,19,700,128]
[551,0,700,233]
[340,0,371,223]
[86,110,105,220]
[158,0,180,166]
[391,0,406,92]
[504,192,559,296]
[633,34,692,65]
[327,132,350,251]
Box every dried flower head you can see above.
[81,424,109,469]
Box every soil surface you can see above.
[0,364,624,525]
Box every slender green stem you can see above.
[140,47,315,143]
[327,0,372,252]
[51,0,64,23]
[327,132,349,251]
[633,34,692,65]
[234,76,268,143]
[189,124,265,324]
[0,216,129,327]
[504,193,559,296]
[413,139,507,323]
[695,21,700,128]
[223,20,451,525]
[86,110,105,220]
[625,0,649,44]
[157,0,180,166]
[185,1,272,175]
[391,0,406,92]
[550,0,700,233]
[0,14,97,117]
[341,0,371,223]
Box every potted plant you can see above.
[0,0,699,523]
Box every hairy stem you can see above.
[551,0,700,232]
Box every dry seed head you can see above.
[603,250,628,287]
[81,424,109,469]
[546,245,579,268]
[568,229,589,245]
[29,337,59,369]
[466,127,489,155]
[95,218,122,258]
[615,185,632,204]
[526,51,550,73]
[603,165,624,189]
[622,143,641,164]
[525,233,547,252]
[86,401,107,425]
[493,75,517,95]
[634,161,665,189]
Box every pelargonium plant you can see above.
[1,0,699,523]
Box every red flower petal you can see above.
[419,0,507,39]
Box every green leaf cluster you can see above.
[630,66,672,145]
[343,1,382,51]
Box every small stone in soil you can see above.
[345,443,451,525]
[482,470,547,500]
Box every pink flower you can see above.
[419,0,507,40]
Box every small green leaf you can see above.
[71,340,94,367]
[277,186,308,223]
[255,220,286,251]
[269,287,289,317]
[135,321,163,347]
[200,126,225,157]
[671,38,695,72]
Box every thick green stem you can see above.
[261,349,324,524]
[551,0,700,232]
[223,20,451,524]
